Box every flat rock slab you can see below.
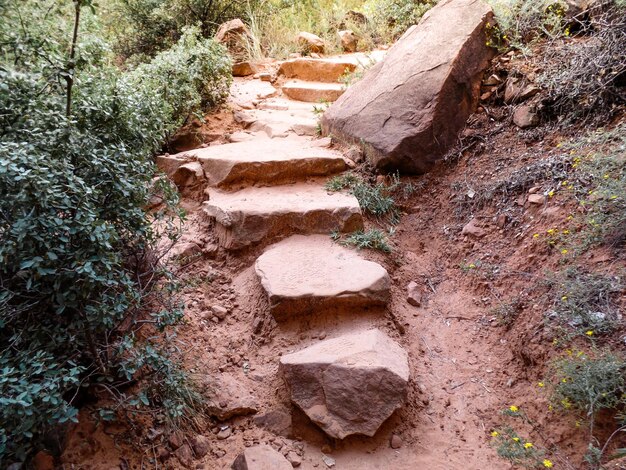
[230,78,277,108]
[164,139,346,187]
[280,329,409,439]
[255,235,390,319]
[278,58,357,82]
[203,184,363,250]
[322,0,494,173]
[232,445,292,470]
[282,81,345,103]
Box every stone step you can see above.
[156,139,346,188]
[203,184,363,250]
[246,99,320,138]
[158,139,346,188]
[282,80,346,103]
[255,235,390,319]
[278,58,357,83]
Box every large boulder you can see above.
[280,329,409,439]
[297,32,325,54]
[215,18,251,62]
[321,0,495,173]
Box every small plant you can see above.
[337,229,392,252]
[326,172,402,223]
[550,351,625,424]
[491,297,524,327]
[562,124,626,250]
[545,268,622,337]
[491,426,548,468]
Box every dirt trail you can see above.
[62,54,579,470]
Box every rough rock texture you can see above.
[203,184,363,249]
[322,0,495,173]
[203,374,259,421]
[232,445,292,470]
[297,32,325,54]
[278,59,356,83]
[280,329,410,439]
[282,81,345,103]
[255,235,390,318]
[157,139,346,188]
[338,30,358,52]
[171,161,205,190]
[513,105,539,128]
[232,61,257,77]
[215,19,251,62]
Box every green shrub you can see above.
[113,0,264,58]
[0,2,229,464]
[550,351,625,417]
[123,26,232,128]
[334,229,393,252]
[363,0,436,40]
[537,3,626,123]
[325,172,401,223]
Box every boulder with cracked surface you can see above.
[280,329,409,439]
[322,0,495,173]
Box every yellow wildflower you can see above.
[563,230,569,234]
[548,190,555,197]
[567,215,574,220]
[586,330,594,336]
[538,382,545,387]
[562,180,568,186]
[604,174,610,179]
[533,233,540,238]
[543,459,554,468]
[524,442,533,449]
[562,378,568,383]
[575,420,581,428]
[547,229,556,235]
[610,195,618,200]
[513,437,520,442]
[562,296,568,301]
[469,263,476,269]
[491,431,499,437]
[561,249,568,255]
[509,405,519,412]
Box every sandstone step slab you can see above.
[278,58,357,82]
[280,329,410,439]
[157,139,346,188]
[282,80,346,103]
[203,184,363,249]
[255,235,390,319]
[247,99,320,137]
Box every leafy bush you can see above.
[363,0,436,40]
[113,0,264,58]
[0,2,230,464]
[123,26,232,127]
[550,351,625,419]
[488,0,567,49]
[537,3,626,122]
[561,124,626,250]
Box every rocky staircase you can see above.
[157,55,411,468]
[277,57,357,103]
